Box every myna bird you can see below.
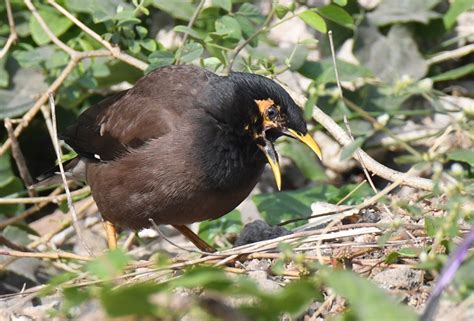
[37,65,322,251]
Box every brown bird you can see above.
[37,65,322,251]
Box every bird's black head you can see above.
[221,72,322,190]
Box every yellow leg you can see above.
[103,220,117,249]
[172,224,216,253]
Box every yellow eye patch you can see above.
[254,98,281,129]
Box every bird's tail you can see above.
[32,157,86,188]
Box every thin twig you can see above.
[312,106,434,190]
[29,197,96,249]
[427,43,474,65]
[174,0,206,65]
[0,196,95,270]
[0,51,111,156]
[47,0,147,71]
[148,219,220,256]
[0,186,90,204]
[0,249,92,261]
[328,31,343,97]
[122,232,136,251]
[24,0,76,56]
[226,4,276,73]
[47,0,118,54]
[313,168,416,264]
[48,93,94,256]
[0,187,63,229]
[0,0,17,60]
[313,294,336,318]
[4,119,37,197]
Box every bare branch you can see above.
[0,0,17,60]
[24,0,76,56]
[175,0,206,65]
[47,93,94,256]
[427,43,474,65]
[0,249,92,261]
[0,187,63,229]
[47,0,148,71]
[226,5,276,73]
[4,119,37,197]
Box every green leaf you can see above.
[100,283,162,317]
[153,0,196,21]
[214,16,242,40]
[86,249,130,280]
[443,0,473,29]
[425,216,444,237]
[253,185,337,226]
[385,247,420,263]
[299,59,373,83]
[0,65,48,119]
[431,63,474,82]
[2,225,30,246]
[198,209,242,245]
[140,39,157,52]
[0,176,25,216]
[242,280,323,319]
[146,50,174,73]
[173,25,206,40]
[280,140,326,182]
[367,0,441,26]
[354,24,428,82]
[235,15,257,46]
[178,42,203,63]
[316,5,354,29]
[263,281,323,317]
[212,0,232,12]
[173,266,233,290]
[202,57,222,70]
[299,10,327,33]
[0,57,8,88]
[333,0,347,6]
[0,153,14,187]
[29,6,73,46]
[236,3,263,23]
[66,0,133,23]
[398,247,420,257]
[275,5,289,19]
[340,137,365,161]
[287,45,308,71]
[63,287,91,311]
[447,149,474,167]
[325,270,418,321]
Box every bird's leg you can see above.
[103,220,117,249]
[172,225,216,253]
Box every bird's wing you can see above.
[61,65,217,161]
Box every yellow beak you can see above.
[257,130,321,191]
[257,139,282,191]
[286,129,322,160]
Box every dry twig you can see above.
[0,187,63,229]
[0,186,90,204]
[0,249,92,261]
[4,119,37,197]
[174,0,206,65]
[0,0,17,60]
[47,93,93,256]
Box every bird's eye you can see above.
[266,106,278,120]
